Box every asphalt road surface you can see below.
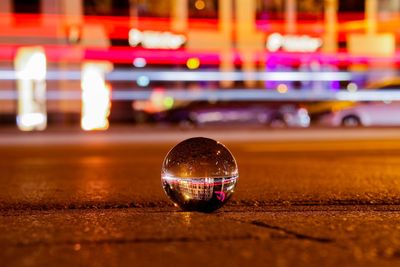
[1,127,400,266]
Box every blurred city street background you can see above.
[2,0,400,266]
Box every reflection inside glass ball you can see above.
[161,137,238,212]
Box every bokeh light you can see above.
[186,57,200,70]
[194,0,206,10]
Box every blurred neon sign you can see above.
[266,33,322,53]
[129,29,186,49]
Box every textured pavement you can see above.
[1,128,400,266]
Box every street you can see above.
[1,127,400,266]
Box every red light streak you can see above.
[1,13,396,40]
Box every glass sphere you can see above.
[161,137,238,212]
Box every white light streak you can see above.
[106,70,354,82]
[0,69,380,82]
[2,89,400,102]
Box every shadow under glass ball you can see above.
[161,137,239,212]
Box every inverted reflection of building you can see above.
[178,178,214,201]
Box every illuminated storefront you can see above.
[14,46,47,131]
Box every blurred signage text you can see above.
[266,33,322,53]
[129,29,186,49]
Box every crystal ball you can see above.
[161,137,239,212]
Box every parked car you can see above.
[151,100,310,127]
[319,101,400,127]
[319,78,400,127]
[305,78,400,125]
